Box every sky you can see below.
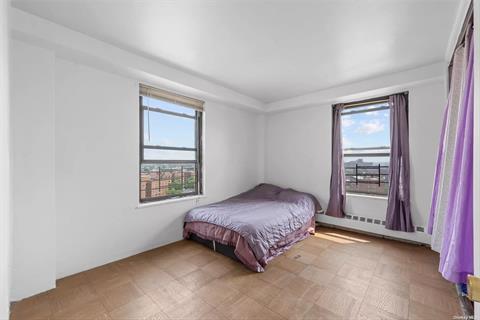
[341,104,390,165]
[141,96,391,162]
[142,96,197,160]
[341,104,390,149]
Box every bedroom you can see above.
[0,0,479,319]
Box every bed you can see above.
[183,184,321,272]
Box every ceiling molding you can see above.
[9,6,453,115]
[10,1,458,103]
[265,62,446,113]
[444,0,471,61]
[9,8,266,112]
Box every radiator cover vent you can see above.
[319,212,425,233]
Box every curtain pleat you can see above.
[437,31,474,284]
[385,94,414,232]
[326,104,346,218]
[428,45,467,252]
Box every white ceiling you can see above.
[12,0,459,103]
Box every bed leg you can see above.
[213,240,216,252]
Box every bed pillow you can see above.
[240,183,282,200]
[277,189,305,204]
[277,189,322,212]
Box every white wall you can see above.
[10,40,57,300]
[265,81,446,243]
[54,59,262,279]
[54,58,262,278]
[9,35,264,299]
[256,114,266,183]
[7,1,455,303]
[0,0,11,317]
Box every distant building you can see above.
[140,166,196,200]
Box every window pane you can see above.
[140,163,197,201]
[344,147,390,157]
[142,95,196,116]
[139,86,202,203]
[342,102,389,114]
[341,107,390,149]
[342,102,390,196]
[344,156,390,195]
[143,110,195,148]
[143,149,196,161]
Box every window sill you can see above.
[346,192,388,200]
[136,194,205,209]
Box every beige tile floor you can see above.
[10,227,462,320]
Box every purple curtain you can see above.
[438,30,474,284]
[326,104,345,218]
[385,94,414,232]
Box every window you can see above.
[341,98,391,196]
[139,84,203,203]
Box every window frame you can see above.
[139,87,203,204]
[340,95,395,196]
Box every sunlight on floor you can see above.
[325,232,370,243]
[313,231,371,244]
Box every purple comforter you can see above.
[184,184,321,263]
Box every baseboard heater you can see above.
[318,211,425,233]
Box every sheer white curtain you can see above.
[430,45,467,252]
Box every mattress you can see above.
[183,184,320,272]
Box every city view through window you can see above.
[341,102,391,195]
[140,89,202,203]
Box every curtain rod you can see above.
[343,99,389,109]
[340,91,408,109]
